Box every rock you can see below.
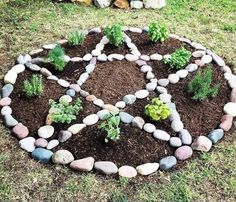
[201,55,212,64]
[191,136,212,152]
[220,66,232,74]
[66,89,76,97]
[153,130,170,141]
[68,124,86,134]
[159,93,171,103]
[123,94,136,105]
[108,54,124,61]
[86,95,97,102]
[224,73,236,81]
[169,110,181,122]
[156,86,168,94]
[114,0,129,9]
[146,71,155,79]
[158,79,169,87]
[0,97,11,106]
[77,72,89,85]
[212,53,225,67]
[17,54,31,64]
[131,116,144,129]
[32,148,53,163]
[179,129,192,145]
[71,57,83,62]
[58,130,72,143]
[228,80,236,88]
[70,84,81,92]
[159,156,177,171]
[101,36,109,45]
[83,114,99,126]
[141,65,152,73]
[93,99,104,107]
[171,120,184,132]
[97,109,111,120]
[169,137,182,147]
[59,95,72,103]
[11,64,25,74]
[103,104,119,115]
[192,50,205,58]
[129,27,142,33]
[43,44,57,50]
[135,90,149,99]
[12,123,29,139]
[140,55,150,61]
[1,106,12,116]
[38,125,54,139]
[94,161,118,175]
[146,82,157,91]
[47,75,59,81]
[175,146,193,161]
[168,74,179,84]
[219,115,233,132]
[186,64,198,72]
[125,54,139,61]
[85,64,95,74]
[89,27,101,33]
[95,43,104,50]
[195,59,205,67]
[40,68,52,77]
[19,137,35,152]
[52,150,74,165]
[167,102,176,110]
[119,112,134,124]
[83,53,93,61]
[64,55,71,62]
[97,54,107,62]
[136,60,147,66]
[169,34,180,39]
[91,49,101,57]
[179,37,191,44]
[80,90,89,97]
[176,69,188,79]
[70,157,95,172]
[1,84,13,98]
[47,139,59,150]
[4,114,18,127]
[150,53,162,60]
[4,70,17,84]
[115,101,126,109]
[136,163,159,175]
[58,79,70,88]
[118,166,137,178]
[143,0,166,9]
[35,138,48,148]
[143,123,156,133]
[29,48,44,55]
[27,64,41,71]
[190,42,206,50]
[208,129,224,144]
[224,102,236,116]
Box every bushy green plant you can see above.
[145,98,171,122]
[164,47,191,70]
[188,66,220,101]
[48,45,67,71]
[99,114,121,143]
[48,98,83,124]
[67,31,85,46]
[104,24,124,47]
[148,22,169,42]
[23,74,43,97]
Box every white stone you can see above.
[169,110,181,122]
[153,130,170,141]
[141,65,152,73]
[186,64,198,72]
[59,95,72,103]
[192,50,206,58]
[97,54,107,62]
[131,49,141,57]
[77,72,89,85]
[201,55,212,64]
[168,74,179,84]
[224,73,236,81]
[143,123,156,133]
[125,54,139,61]
[171,120,184,132]
[1,106,12,116]
[43,44,57,50]
[127,42,136,49]
[139,55,150,61]
[93,99,104,107]
[143,0,166,9]
[228,79,236,88]
[17,54,31,64]
[11,64,25,74]
[156,86,168,94]
[158,79,169,87]
[64,55,70,63]
[115,101,126,109]
[71,57,83,62]
[94,0,112,8]
[29,49,44,55]
[38,125,55,139]
[58,79,70,88]
[146,82,157,91]
[97,109,110,120]
[19,137,35,152]
[96,43,105,51]
[224,102,236,117]
[100,36,109,44]
[191,42,206,50]
[136,163,159,175]
[85,64,95,74]
[92,49,101,56]
[130,0,143,9]
[150,53,163,61]
[47,139,59,150]
[146,71,155,79]
[129,27,142,33]
[68,124,86,134]
[47,75,59,81]
[179,37,191,44]
[176,69,188,78]
[159,93,172,103]
[108,54,124,61]
[4,70,17,84]
[57,39,68,45]
[135,90,149,99]
[83,53,93,61]
[132,116,145,129]
[169,34,180,39]
[83,114,99,126]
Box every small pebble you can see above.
[66,89,76,97]
[153,130,170,141]
[86,95,97,102]
[169,137,182,147]
[171,120,184,132]
[224,102,236,117]
[0,97,11,106]
[132,116,145,129]
[1,106,12,116]
[146,82,157,91]
[159,93,172,103]
[156,86,168,94]
[119,112,134,124]
[35,138,48,148]
[58,79,70,88]
[186,64,198,72]
[4,114,18,127]
[168,74,179,84]
[143,123,156,133]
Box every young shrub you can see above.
[48,45,67,71]
[164,47,191,70]
[148,22,169,42]
[188,66,220,101]
[47,98,83,124]
[67,31,85,46]
[99,114,121,143]
[23,74,43,97]
[104,24,124,47]
[145,98,171,122]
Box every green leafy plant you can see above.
[48,98,83,124]
[164,47,191,70]
[104,24,124,47]
[47,45,67,71]
[188,66,220,101]
[67,30,85,46]
[23,74,43,97]
[148,22,169,42]
[145,98,171,122]
[99,114,121,143]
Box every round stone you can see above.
[17,54,31,64]
[195,59,205,67]
[94,161,118,175]
[179,129,192,145]
[136,60,147,67]
[83,114,99,125]
[70,84,81,92]
[223,102,236,116]
[186,64,198,72]
[4,70,17,84]
[47,139,59,150]
[153,130,170,141]
[12,123,29,139]
[43,44,57,50]
[70,157,95,172]
[159,93,172,103]
[38,125,55,139]
[125,54,139,61]
[0,97,12,107]
[192,50,205,58]
[119,112,134,124]
[191,136,212,152]
[156,86,168,94]
[208,129,224,144]
[40,68,52,77]
[2,84,14,97]
[58,130,72,143]
[97,54,107,62]
[118,166,137,178]
[171,120,184,132]
[86,95,97,102]
[123,94,136,105]
[67,124,86,134]
[143,123,156,133]
[35,138,48,148]
[228,79,236,88]
[168,74,179,84]
[52,150,74,165]
[97,109,111,120]
[115,101,126,109]
[150,53,162,61]
[103,104,119,115]
[132,116,145,129]
[32,148,53,163]
[158,79,169,87]
[159,156,177,171]
[169,137,182,147]
[66,89,76,97]
[1,106,12,116]
[93,99,104,107]
[175,146,193,160]
[59,95,72,103]
[140,55,150,61]
[146,71,155,79]
[135,90,149,99]
[83,53,93,61]
[85,64,96,74]
[136,163,159,176]
[4,114,18,127]
[201,55,212,64]
[47,75,58,81]
[169,110,181,122]
[146,82,157,91]
[19,137,36,152]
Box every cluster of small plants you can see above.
[145,98,171,122]
[23,74,43,98]
[47,45,67,71]
[164,47,191,70]
[104,23,124,47]
[99,114,121,143]
[188,66,220,101]
[47,98,83,124]
[67,30,86,46]
[148,22,169,42]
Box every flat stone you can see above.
[83,114,99,126]
[11,64,25,74]
[169,110,181,122]
[212,53,225,67]
[47,75,59,81]
[77,72,89,85]
[12,123,29,139]
[119,112,134,124]
[224,102,236,116]
[89,27,102,33]
[167,102,176,110]
[171,120,184,132]
[40,68,52,77]
[136,163,159,175]
[175,146,193,161]
[52,150,74,165]
[17,54,31,64]
[58,79,70,88]
[19,137,35,152]
[201,55,212,64]
[4,70,17,84]
[97,109,111,120]
[159,93,171,103]
[135,89,149,99]
[156,86,168,94]
[150,53,162,60]
[93,99,104,107]
[219,115,233,132]
[123,94,136,105]
[118,166,137,178]
[0,97,11,106]
[108,54,124,61]
[70,84,81,92]
[115,101,126,109]
[186,64,198,72]
[70,157,95,172]
[169,34,180,39]
[179,129,192,145]
[68,124,86,134]
[220,66,232,74]
[91,49,101,57]
[43,44,57,50]
[27,64,41,71]
[228,79,236,88]
[143,0,166,9]
[191,42,206,50]
[153,130,170,141]
[169,137,182,147]
[29,49,44,55]
[125,54,139,61]
[143,123,156,133]
[179,37,191,44]
[158,79,169,87]
[1,106,12,116]
[35,138,48,148]
[94,161,118,175]
[146,82,157,91]
[58,130,72,143]
[32,148,53,163]
[132,116,145,129]
[191,136,212,152]
[208,129,224,144]
[192,50,205,58]
[195,59,205,67]
[47,139,59,150]
[168,74,179,84]
[140,65,152,73]
[159,156,177,171]
[71,57,83,62]
[38,125,54,139]
[103,104,119,115]
[4,114,18,127]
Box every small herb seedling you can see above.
[23,74,43,97]
[104,23,124,47]
[148,22,169,42]
[48,45,67,71]
[67,31,85,46]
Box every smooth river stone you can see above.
[219,115,233,132]
[191,136,212,152]
[38,125,54,139]
[70,157,95,172]
[31,148,53,163]
[19,137,36,152]
[67,124,86,134]
[94,161,118,175]
[83,114,99,125]
[153,130,170,141]
[175,146,193,160]
[12,123,29,139]
[136,163,159,175]
[132,116,145,129]
[52,150,74,164]
[159,156,177,171]
[118,166,137,178]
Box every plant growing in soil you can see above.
[164,47,191,70]
[104,23,124,47]
[23,74,43,97]
[47,45,67,71]
[67,30,85,46]
[188,66,220,100]
[148,22,169,42]
[47,98,83,124]
[99,115,121,143]
[145,98,171,122]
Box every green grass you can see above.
[0,0,236,201]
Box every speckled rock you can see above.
[58,130,72,143]
[52,150,74,165]
[70,157,95,172]
[191,136,212,152]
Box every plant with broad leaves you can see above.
[48,45,67,71]
[104,24,124,47]
[99,114,121,143]
[148,22,169,42]
[188,66,220,101]
[145,98,171,122]
[23,74,43,97]
[67,30,85,46]
[164,47,191,70]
